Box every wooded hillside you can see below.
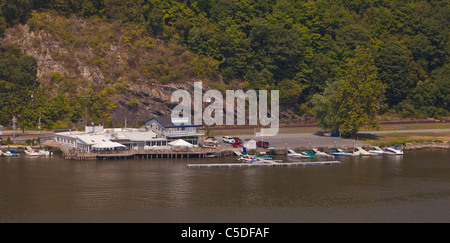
[0,0,448,130]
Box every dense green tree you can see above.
[0,44,38,128]
[375,41,410,106]
[276,78,303,106]
[313,46,385,136]
[335,46,385,137]
[311,80,341,133]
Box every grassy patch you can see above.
[357,132,450,146]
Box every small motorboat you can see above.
[328,148,359,157]
[367,146,385,155]
[38,148,51,156]
[312,148,334,158]
[5,150,19,156]
[39,150,50,156]
[301,150,317,158]
[287,149,310,158]
[240,155,261,163]
[0,149,18,157]
[233,151,243,157]
[354,147,371,156]
[9,150,19,156]
[24,146,39,156]
[385,145,403,155]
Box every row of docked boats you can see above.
[0,146,51,157]
[287,148,336,159]
[233,151,277,163]
[288,145,403,158]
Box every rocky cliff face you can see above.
[1,13,289,127]
[1,15,214,127]
[112,81,202,126]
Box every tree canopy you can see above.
[0,0,448,130]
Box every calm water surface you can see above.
[1,149,449,222]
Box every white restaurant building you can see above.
[54,125,168,152]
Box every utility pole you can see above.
[12,116,17,138]
[82,95,90,126]
[38,113,42,134]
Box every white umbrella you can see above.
[92,141,126,150]
[168,139,193,147]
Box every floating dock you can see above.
[187,160,341,168]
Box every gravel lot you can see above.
[210,128,450,150]
[214,132,366,150]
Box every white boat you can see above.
[354,147,371,156]
[1,150,13,157]
[233,151,243,157]
[367,146,385,155]
[8,150,19,156]
[385,145,403,155]
[312,148,335,158]
[287,149,310,158]
[38,149,51,156]
[328,148,359,157]
[24,146,39,156]
[1,150,19,157]
[240,155,261,163]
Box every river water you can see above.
[1,149,449,223]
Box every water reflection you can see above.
[1,149,450,222]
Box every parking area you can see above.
[210,132,366,149]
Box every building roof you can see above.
[144,116,199,128]
[92,141,126,149]
[76,134,111,145]
[119,131,164,141]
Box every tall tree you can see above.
[334,46,385,137]
[375,41,410,106]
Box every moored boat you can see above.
[4,150,19,156]
[354,147,371,156]
[367,146,385,155]
[287,149,310,158]
[24,146,39,156]
[301,150,317,158]
[385,145,403,155]
[328,148,360,157]
[240,155,261,163]
[312,148,335,158]
[38,148,51,156]
[0,149,19,157]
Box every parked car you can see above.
[206,136,219,144]
[256,140,269,148]
[222,136,235,143]
[232,142,243,148]
[232,137,242,144]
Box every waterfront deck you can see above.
[96,149,230,160]
[55,145,232,160]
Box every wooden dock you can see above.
[55,145,232,160]
[187,160,341,168]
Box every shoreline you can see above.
[3,141,448,158]
[403,142,450,150]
